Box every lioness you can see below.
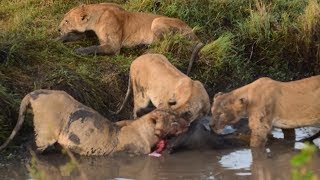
[0,90,187,155]
[210,76,320,147]
[58,3,203,75]
[114,53,210,123]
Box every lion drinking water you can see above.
[210,76,320,147]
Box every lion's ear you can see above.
[238,97,248,106]
[214,92,224,100]
[80,14,89,22]
[150,115,164,136]
[79,4,90,22]
[168,99,177,107]
[150,117,157,125]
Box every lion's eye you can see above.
[65,20,69,24]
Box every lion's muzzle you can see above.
[210,118,225,135]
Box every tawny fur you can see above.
[210,75,320,147]
[57,3,203,75]
[0,90,187,155]
[58,3,199,55]
[115,53,210,123]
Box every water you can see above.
[1,128,319,180]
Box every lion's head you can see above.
[58,5,92,36]
[210,92,248,134]
[58,3,124,36]
[166,79,210,123]
[150,109,189,138]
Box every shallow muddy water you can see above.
[1,128,319,180]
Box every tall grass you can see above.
[0,0,319,147]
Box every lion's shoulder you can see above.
[92,3,125,11]
[130,53,169,68]
[252,77,275,85]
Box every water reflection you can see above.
[0,126,319,179]
[219,149,252,170]
[1,147,319,180]
[272,127,320,150]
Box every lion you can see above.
[57,3,203,75]
[0,90,188,155]
[114,53,210,124]
[210,75,320,147]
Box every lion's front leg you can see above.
[58,32,87,42]
[75,44,120,55]
[74,45,103,55]
[249,113,272,148]
[75,26,122,55]
[250,131,268,148]
[132,86,153,119]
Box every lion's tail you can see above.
[0,93,31,151]
[110,77,132,115]
[186,42,204,76]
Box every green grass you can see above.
[290,143,318,180]
[0,0,319,147]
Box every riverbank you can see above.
[0,0,319,146]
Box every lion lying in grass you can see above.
[0,90,188,155]
[210,75,320,147]
[57,3,203,75]
[58,3,199,54]
[114,53,210,123]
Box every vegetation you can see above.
[0,0,319,147]
[290,143,318,180]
